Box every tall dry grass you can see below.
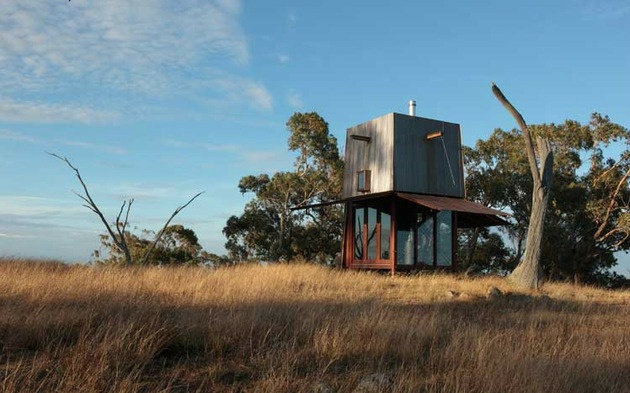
[0,257,628,392]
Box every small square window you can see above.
[357,170,371,192]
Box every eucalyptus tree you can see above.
[223,112,343,262]
[464,103,630,286]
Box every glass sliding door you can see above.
[396,203,415,266]
[436,210,453,266]
[366,207,378,260]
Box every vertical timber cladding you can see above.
[393,113,464,197]
[343,114,395,198]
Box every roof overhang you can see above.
[291,191,510,228]
[395,192,510,228]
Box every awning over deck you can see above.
[395,192,510,228]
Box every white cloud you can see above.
[201,143,241,152]
[277,54,290,64]
[160,138,289,169]
[0,99,117,124]
[0,1,272,120]
[109,184,177,201]
[287,90,303,108]
[287,10,297,26]
[161,139,240,152]
[0,128,127,155]
[0,196,85,217]
[0,232,28,239]
[60,140,127,155]
[244,82,274,111]
[581,0,630,18]
[0,129,40,143]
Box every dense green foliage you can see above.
[223,112,343,262]
[462,113,630,286]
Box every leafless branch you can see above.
[141,191,205,265]
[492,83,541,187]
[49,152,133,265]
[594,167,630,242]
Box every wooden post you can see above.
[342,202,354,268]
[452,212,458,272]
[390,195,397,276]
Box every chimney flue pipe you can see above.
[409,100,416,116]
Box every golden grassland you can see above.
[0,258,628,393]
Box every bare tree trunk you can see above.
[492,84,554,289]
[465,227,481,269]
[510,165,549,288]
[50,153,135,266]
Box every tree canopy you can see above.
[462,113,630,286]
[223,112,344,263]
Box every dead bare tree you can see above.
[491,83,554,289]
[50,153,203,266]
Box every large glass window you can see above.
[380,211,391,259]
[367,207,377,260]
[436,211,452,266]
[396,206,415,266]
[354,207,364,260]
[353,203,391,263]
[417,214,434,265]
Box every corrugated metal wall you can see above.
[393,114,464,197]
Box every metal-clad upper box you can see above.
[343,112,464,198]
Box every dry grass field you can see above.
[0,258,628,392]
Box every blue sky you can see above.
[1,1,629,275]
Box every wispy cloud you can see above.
[287,10,297,26]
[287,90,303,109]
[109,184,179,201]
[60,140,127,155]
[277,54,290,64]
[160,138,289,169]
[161,139,240,152]
[210,75,273,110]
[0,99,118,124]
[0,129,39,143]
[0,1,273,121]
[581,0,630,19]
[0,196,86,218]
[0,128,127,155]
[0,232,28,239]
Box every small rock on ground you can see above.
[312,381,335,393]
[487,286,503,299]
[352,373,393,393]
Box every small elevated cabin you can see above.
[340,105,508,273]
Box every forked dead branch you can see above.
[491,83,554,289]
[49,152,204,265]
